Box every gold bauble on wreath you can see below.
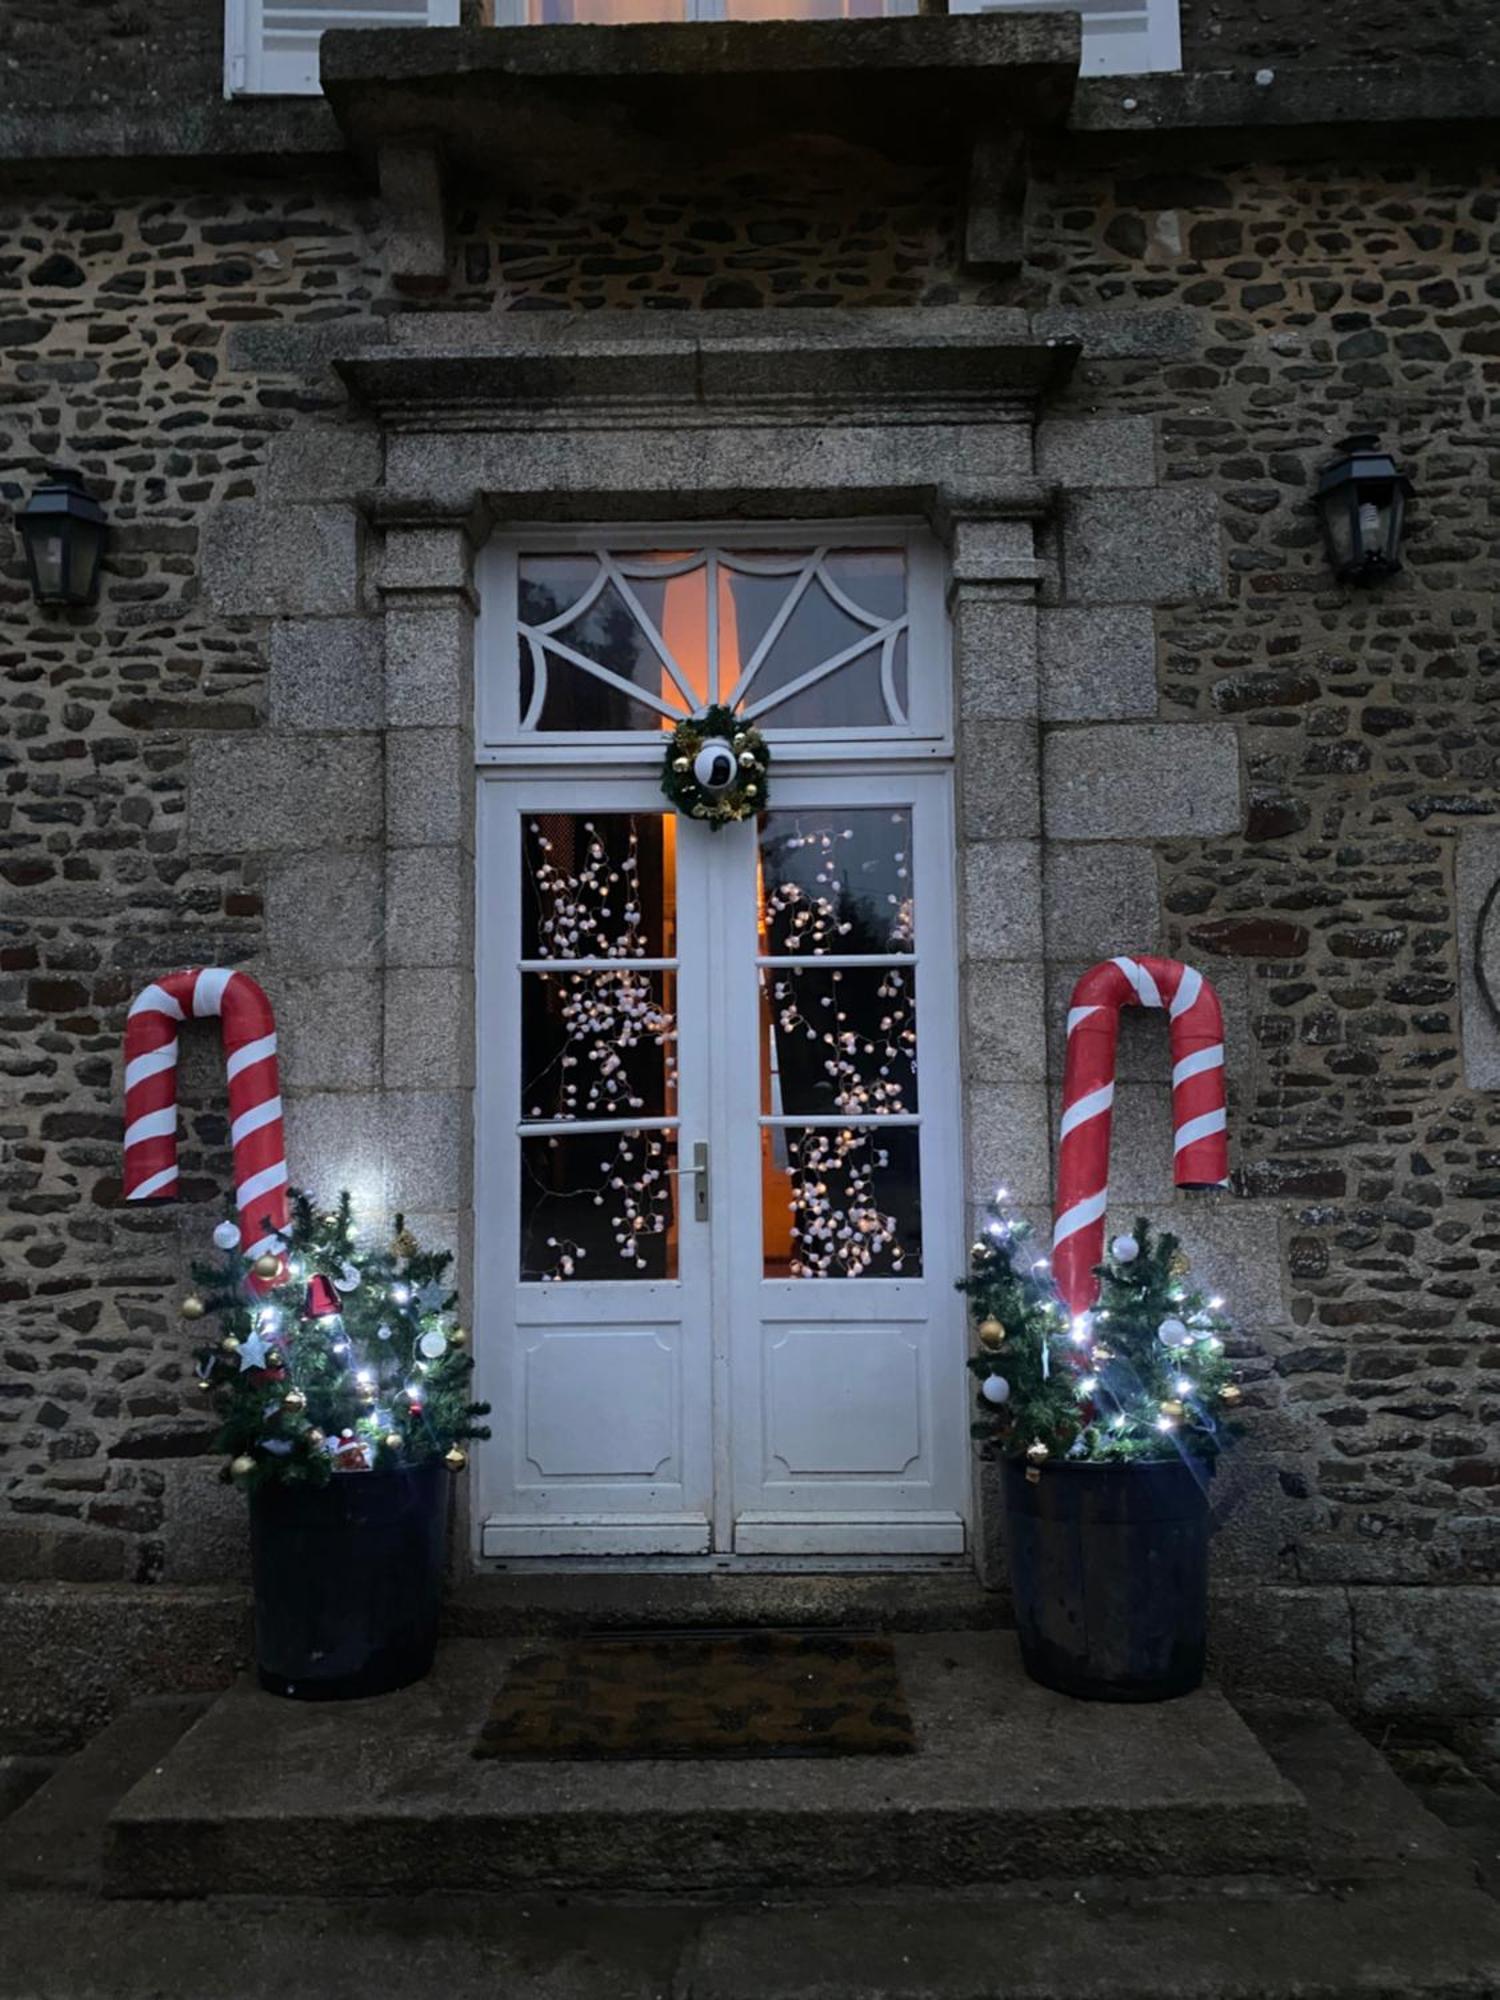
[1220,1384,1243,1404]
[220,1335,240,1355]
[179,1295,206,1319]
[977,1316,1005,1348]
[229,1455,255,1480]
[449,1326,468,1347]
[252,1253,281,1280]
[282,1388,307,1415]
[384,1432,404,1452]
[444,1446,468,1472]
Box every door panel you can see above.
[476,785,714,1556]
[476,773,966,1561]
[723,773,966,1555]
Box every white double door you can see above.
[476,768,967,1559]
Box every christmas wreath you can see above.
[660,705,770,827]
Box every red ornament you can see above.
[303,1273,342,1320]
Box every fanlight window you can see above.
[512,543,913,736]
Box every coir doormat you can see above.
[474,1630,915,1761]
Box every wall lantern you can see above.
[19,467,108,607]
[1316,433,1413,585]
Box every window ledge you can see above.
[319,17,1081,178]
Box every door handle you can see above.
[670,1141,710,1223]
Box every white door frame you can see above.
[472,522,970,1567]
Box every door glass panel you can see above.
[757,806,921,1279]
[522,813,674,961]
[760,965,917,1117]
[759,808,914,956]
[513,544,910,734]
[521,1130,679,1282]
[523,971,677,1122]
[518,810,680,1282]
[768,1125,921,1280]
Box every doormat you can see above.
[474,1630,915,1761]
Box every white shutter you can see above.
[225,0,462,97]
[947,0,1180,77]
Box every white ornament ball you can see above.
[1157,1317,1192,1349]
[692,738,737,796]
[980,1374,1011,1406]
[213,1219,242,1252]
[418,1328,448,1361]
[333,1261,361,1294]
[1111,1234,1140,1263]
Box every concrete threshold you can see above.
[101,1632,1307,1898]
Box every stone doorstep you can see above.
[443,1566,1007,1638]
[101,1633,1309,1899]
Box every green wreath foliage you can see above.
[659,705,771,827]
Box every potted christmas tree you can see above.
[963,1194,1242,1702]
[184,1189,490,1701]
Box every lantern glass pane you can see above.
[1323,490,1355,572]
[27,524,67,601]
[73,521,105,602]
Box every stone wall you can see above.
[4,115,1500,1745]
[1016,152,1500,1610]
[0,173,384,1607]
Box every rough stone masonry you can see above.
[3,0,1500,1751]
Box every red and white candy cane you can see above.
[122,968,288,1272]
[1052,955,1229,1315]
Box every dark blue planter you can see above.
[1002,1456,1212,1702]
[249,1461,449,1700]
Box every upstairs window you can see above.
[227,0,1179,93]
[224,0,460,96]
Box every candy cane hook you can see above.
[1052,955,1229,1315]
[122,968,289,1270]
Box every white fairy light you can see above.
[1079,1375,1098,1394]
[1175,1377,1194,1396]
[1156,1414,1176,1432]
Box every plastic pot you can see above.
[248,1460,448,1700]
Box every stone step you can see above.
[444,1567,1006,1638]
[1,1696,210,1893]
[104,1632,1308,1899]
[9,1874,1500,2000]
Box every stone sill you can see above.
[1072,62,1500,145]
[0,102,345,174]
[320,16,1080,177]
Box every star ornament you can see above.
[414,1278,450,1315]
[237,1328,271,1373]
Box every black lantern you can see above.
[1315,433,1412,585]
[18,467,108,607]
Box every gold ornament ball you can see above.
[1026,1441,1050,1462]
[672,756,690,773]
[282,1388,307,1414]
[444,1446,468,1472]
[1160,1399,1185,1419]
[384,1432,404,1452]
[252,1253,281,1280]
[220,1335,240,1355]
[1220,1384,1243,1405]
[449,1326,468,1347]
[978,1316,1005,1348]
[180,1295,206,1320]
[229,1454,255,1480]
[307,1429,325,1448]
[1169,1250,1192,1278]
[196,1375,215,1393]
